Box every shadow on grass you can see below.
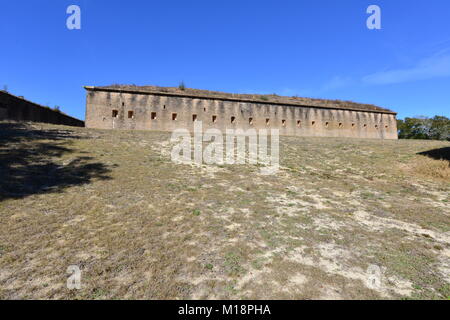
[418,147,450,162]
[0,122,112,201]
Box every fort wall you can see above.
[85,87,398,139]
[0,91,84,127]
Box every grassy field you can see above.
[0,121,449,300]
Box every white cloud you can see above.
[362,50,450,85]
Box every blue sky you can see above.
[1,0,449,120]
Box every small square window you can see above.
[311,121,316,126]
[339,123,343,128]
[231,116,236,124]
[112,110,118,118]
[172,113,177,121]
[128,111,134,119]
[266,118,270,126]
[325,122,329,127]
[192,114,198,122]
[297,120,301,127]
[151,112,157,120]
[212,115,217,123]
[249,117,253,125]
[282,119,286,126]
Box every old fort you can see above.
[85,85,398,139]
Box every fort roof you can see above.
[84,85,396,115]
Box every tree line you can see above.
[397,116,449,141]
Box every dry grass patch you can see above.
[0,122,449,300]
[407,157,450,181]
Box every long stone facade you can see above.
[0,90,84,127]
[85,86,398,139]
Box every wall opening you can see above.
[128,111,134,119]
[163,105,166,109]
[112,110,119,118]
[231,116,236,124]
[297,120,301,127]
[172,113,177,121]
[266,118,270,126]
[249,117,253,125]
[212,115,217,123]
[385,125,388,129]
[339,123,343,128]
[352,123,355,128]
[193,114,198,122]
[363,124,367,128]
[151,112,157,120]
[122,102,125,107]
[282,119,286,126]
[375,124,379,129]
[325,122,329,127]
[311,121,316,126]
[204,107,207,112]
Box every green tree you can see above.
[397,116,449,141]
[429,116,450,141]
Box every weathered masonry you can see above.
[0,90,84,127]
[85,85,398,139]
